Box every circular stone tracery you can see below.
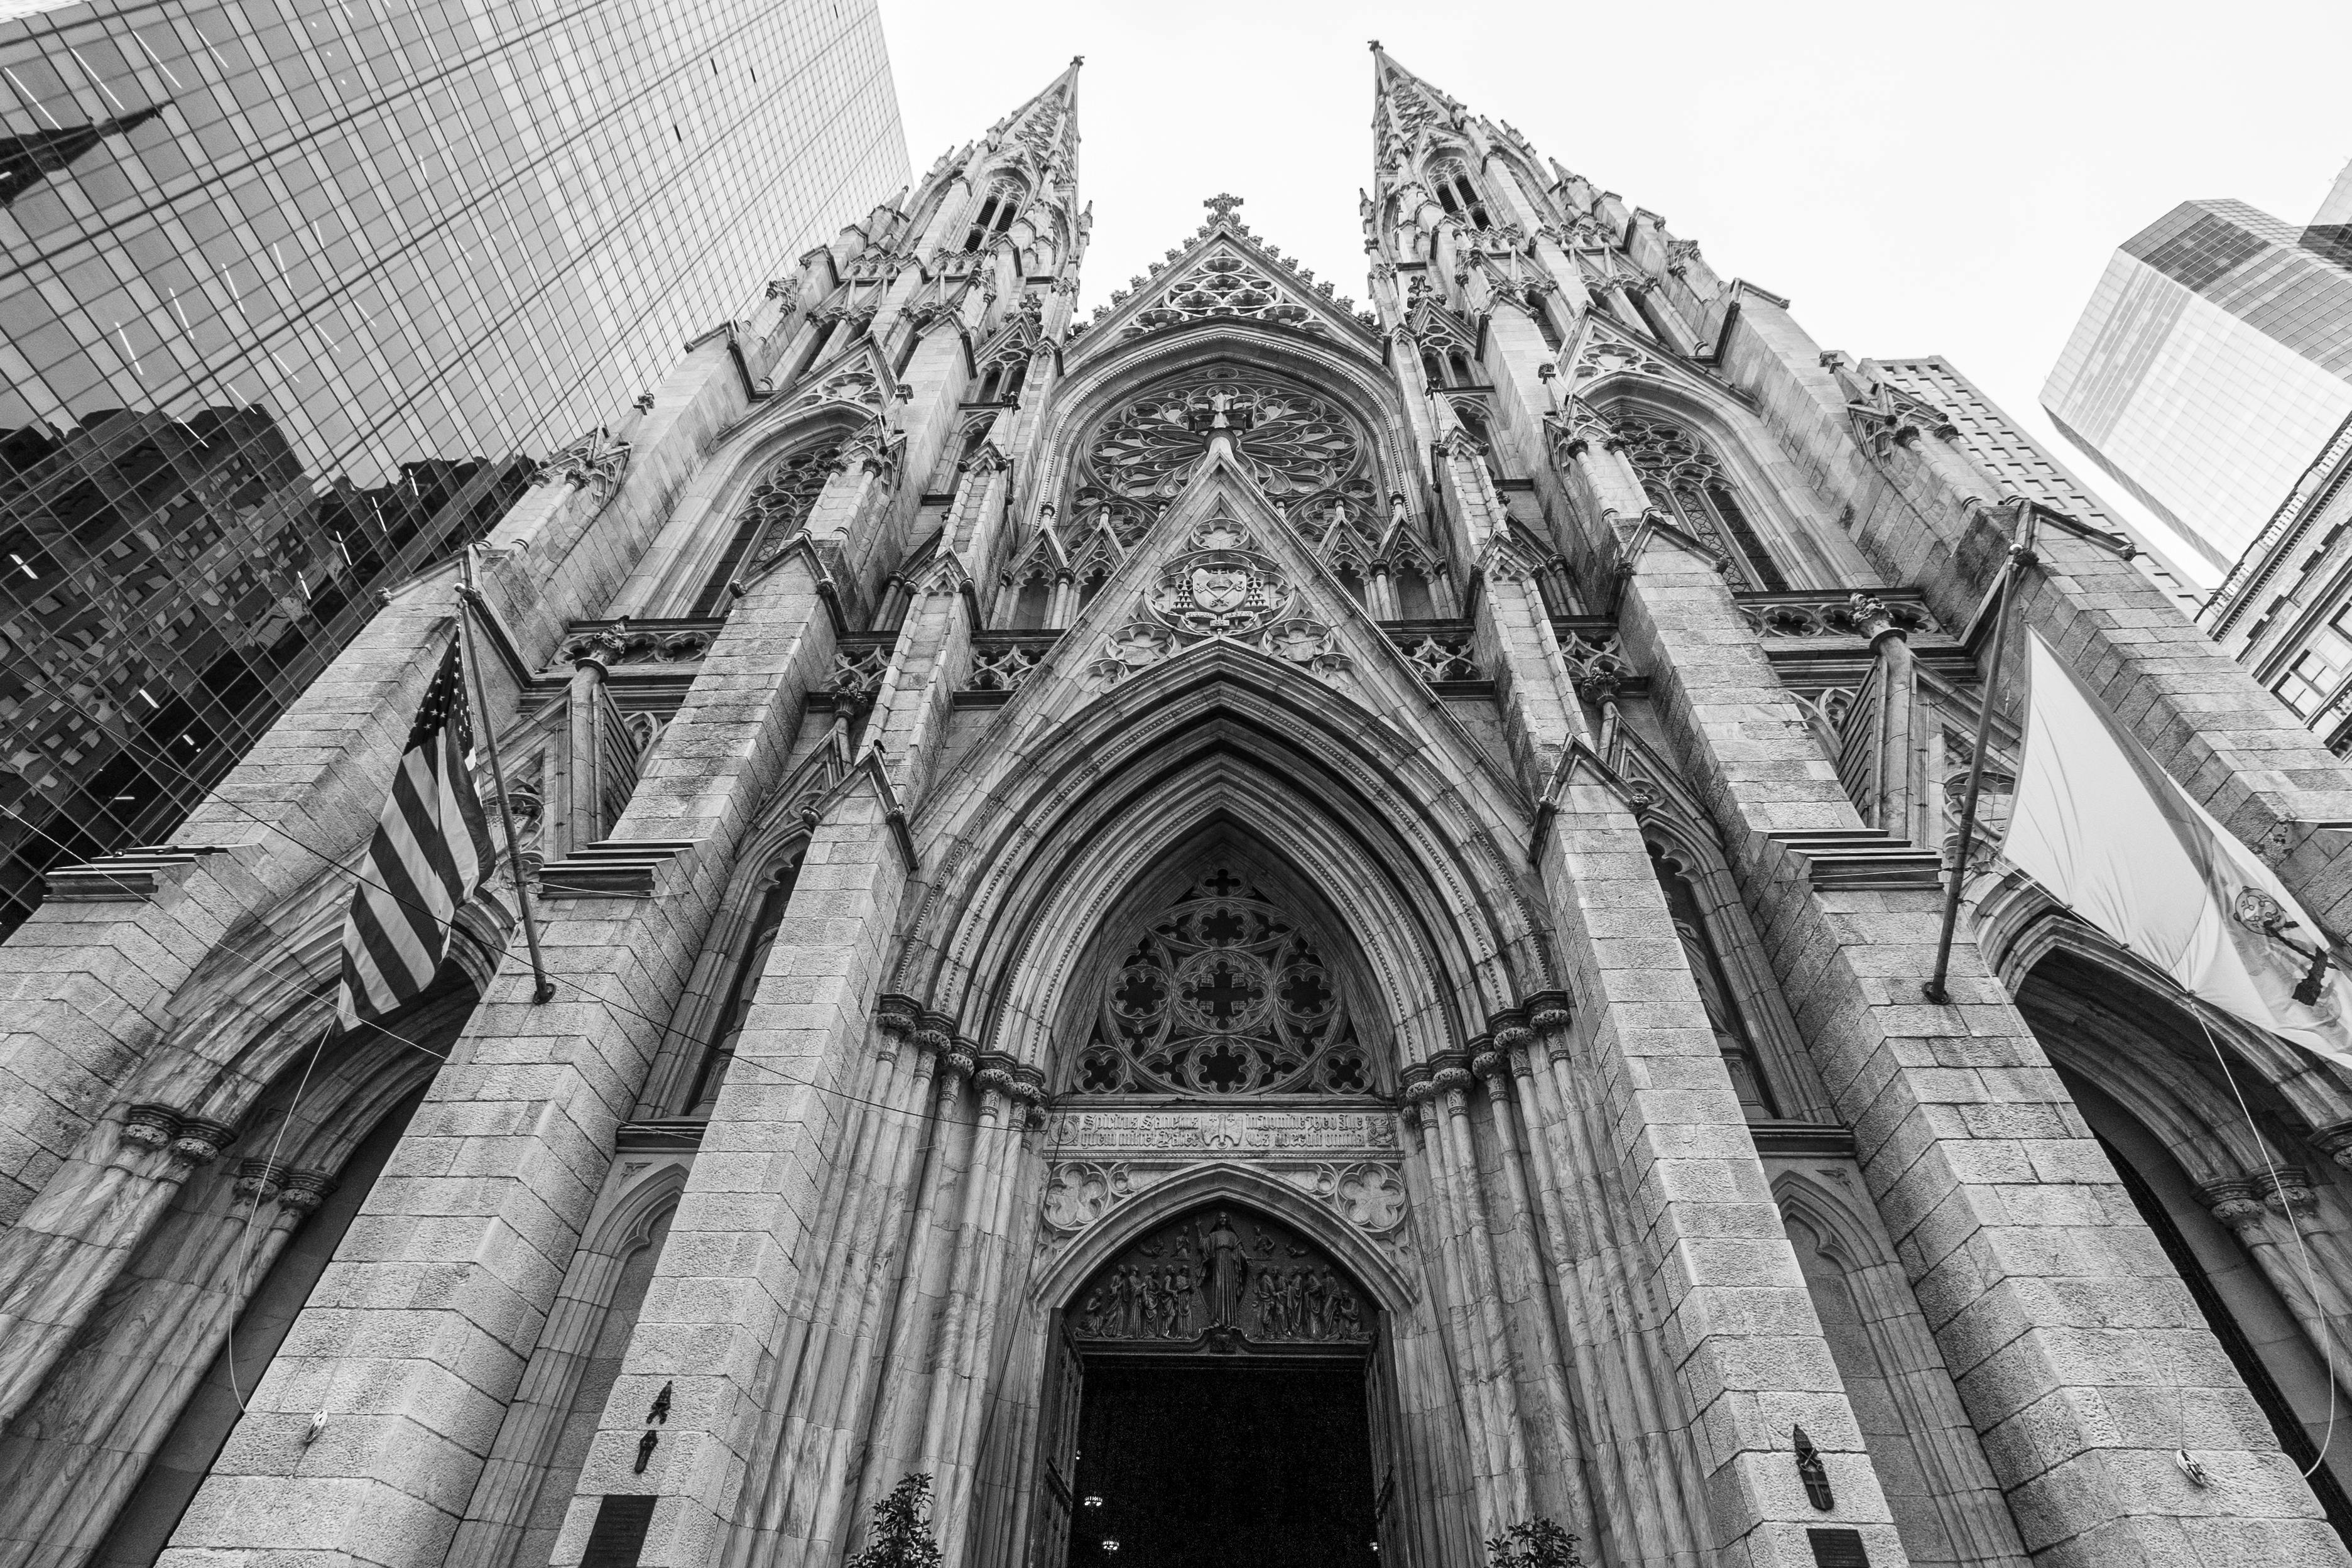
[1077,870,1369,1097]
[1076,365,1369,520]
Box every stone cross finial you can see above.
[1203,192,1244,223]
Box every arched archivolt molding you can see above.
[1772,1169,1894,1275]
[2018,947,2322,1187]
[586,1156,690,1262]
[112,856,504,1132]
[1979,868,2352,1140]
[1035,320,1417,533]
[620,401,878,617]
[1028,1162,1416,1319]
[1580,376,1867,590]
[894,648,1555,1072]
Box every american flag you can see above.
[335,636,495,1027]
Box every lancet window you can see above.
[692,444,839,616]
[964,177,1024,249]
[684,855,801,1114]
[1071,870,1373,1097]
[1614,415,1790,592]
[1429,158,1491,228]
[1650,842,1775,1119]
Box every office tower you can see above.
[0,0,910,933]
[11,45,2352,1568]
[2042,185,2352,589]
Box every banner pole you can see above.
[1925,501,2037,1003]
[458,550,556,1004]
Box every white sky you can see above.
[878,0,2352,564]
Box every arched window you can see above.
[1420,351,1444,387]
[1429,160,1491,227]
[1650,841,1775,1119]
[1447,352,1476,387]
[692,444,840,616]
[1006,566,1054,629]
[1613,415,1790,592]
[1393,566,1435,621]
[685,856,801,1114]
[964,178,1024,250]
[1334,562,1368,607]
[1076,564,1108,613]
[976,356,1026,405]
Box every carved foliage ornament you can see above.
[1070,1207,1373,1354]
[1075,869,1371,1097]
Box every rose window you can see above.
[1079,366,1368,520]
[1074,870,1372,1097]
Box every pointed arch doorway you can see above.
[1040,1206,1385,1568]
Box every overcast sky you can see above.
[878,0,2352,560]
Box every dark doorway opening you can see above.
[1066,1360,1379,1568]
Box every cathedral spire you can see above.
[983,55,1082,175]
[1368,41,1466,165]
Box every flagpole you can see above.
[1924,501,2037,1004]
[457,550,556,1004]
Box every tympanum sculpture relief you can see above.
[1071,1209,1372,1354]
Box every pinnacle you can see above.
[988,57,1083,143]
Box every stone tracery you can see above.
[1073,870,1373,1098]
[1079,364,1368,514]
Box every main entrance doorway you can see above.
[1067,1362,1379,1568]
[1042,1207,1384,1568]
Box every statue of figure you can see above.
[1136,1267,1163,1336]
[1302,1268,1330,1339]
[1194,1212,1248,1328]
[1114,1265,1141,1338]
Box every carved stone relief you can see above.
[1070,869,1373,1097]
[1082,516,1351,693]
[1067,1209,1373,1353]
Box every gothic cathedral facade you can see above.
[9,50,2352,1568]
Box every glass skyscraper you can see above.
[0,0,910,932]
[2042,192,2352,591]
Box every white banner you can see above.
[2003,630,2352,1065]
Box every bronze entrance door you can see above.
[1041,1207,1382,1568]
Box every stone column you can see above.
[1585,449,2346,1557]
[1400,1065,1518,1542]
[730,1006,945,1568]
[161,535,847,1567]
[1472,1036,1593,1544]
[1527,763,1907,1567]
[542,746,920,1568]
[0,1104,234,1425]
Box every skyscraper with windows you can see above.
[2042,186,2352,589]
[0,0,910,933]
